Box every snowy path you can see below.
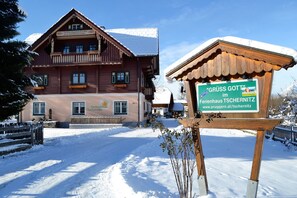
[0,119,297,197]
[0,126,163,197]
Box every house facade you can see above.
[21,9,159,127]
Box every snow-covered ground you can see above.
[0,119,296,198]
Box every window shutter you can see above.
[125,72,130,83]
[44,75,48,86]
[111,72,116,84]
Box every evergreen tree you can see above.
[0,0,34,121]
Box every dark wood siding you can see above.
[32,37,122,66]
[25,56,142,95]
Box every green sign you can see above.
[197,79,259,113]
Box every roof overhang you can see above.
[165,36,297,81]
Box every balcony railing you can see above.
[51,52,102,64]
[144,87,154,100]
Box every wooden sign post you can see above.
[165,37,297,197]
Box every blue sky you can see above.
[17,0,297,96]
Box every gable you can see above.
[30,9,133,57]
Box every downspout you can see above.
[137,57,140,127]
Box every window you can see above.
[76,45,83,53]
[33,102,45,115]
[89,44,97,51]
[114,101,127,115]
[32,74,48,86]
[68,24,83,30]
[72,72,86,84]
[63,45,70,54]
[111,72,130,84]
[72,102,85,115]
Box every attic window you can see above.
[68,24,83,30]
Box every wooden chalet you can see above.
[152,87,174,117]
[22,9,159,127]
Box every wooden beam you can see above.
[246,130,266,198]
[192,127,208,195]
[179,118,282,131]
[184,81,196,118]
[250,130,265,181]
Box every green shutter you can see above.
[112,72,116,84]
[125,72,130,83]
[44,75,48,86]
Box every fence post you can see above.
[39,123,44,144]
[30,124,35,146]
[291,125,295,143]
[35,122,44,144]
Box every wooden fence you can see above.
[0,122,43,156]
[266,125,297,146]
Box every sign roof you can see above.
[165,36,297,80]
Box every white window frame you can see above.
[89,44,97,51]
[72,101,86,115]
[76,45,83,53]
[111,71,130,84]
[72,72,86,85]
[63,45,70,54]
[113,101,128,115]
[32,74,48,86]
[33,102,45,115]
[70,24,83,30]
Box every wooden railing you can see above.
[51,52,102,64]
[0,122,43,156]
[50,50,122,65]
[267,125,297,146]
[144,87,154,100]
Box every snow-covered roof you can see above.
[174,99,187,104]
[106,28,159,56]
[25,28,158,57]
[165,36,297,79]
[25,9,158,57]
[152,87,172,104]
[24,33,42,45]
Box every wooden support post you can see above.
[247,130,265,198]
[192,127,208,196]
[184,81,196,118]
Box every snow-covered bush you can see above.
[269,80,297,126]
[152,119,196,198]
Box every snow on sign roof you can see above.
[165,36,297,79]
[106,28,159,56]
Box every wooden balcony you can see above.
[144,87,154,100]
[51,51,103,64]
[50,50,123,65]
